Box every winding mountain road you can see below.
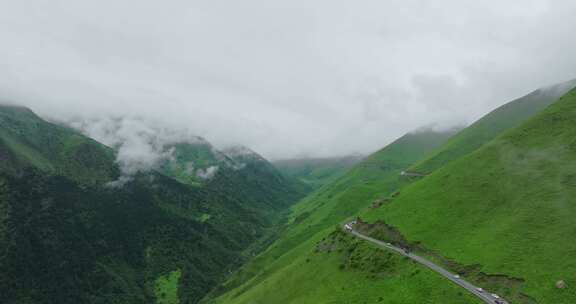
[344,223,508,304]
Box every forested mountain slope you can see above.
[0,105,305,304]
[0,105,118,184]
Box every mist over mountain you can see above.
[57,115,270,187]
[273,155,364,188]
[3,0,576,159]
[66,116,212,176]
[210,79,576,304]
[3,1,576,304]
[0,104,308,303]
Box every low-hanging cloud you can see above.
[196,166,220,181]
[68,116,205,176]
[67,115,251,182]
[1,0,576,160]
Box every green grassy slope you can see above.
[411,79,576,174]
[273,155,362,188]
[213,230,480,304]
[206,129,461,303]
[0,105,119,184]
[362,88,576,303]
[160,142,220,186]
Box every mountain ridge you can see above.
[208,80,576,304]
[411,79,576,173]
[0,105,306,304]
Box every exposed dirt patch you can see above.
[370,198,391,209]
[355,219,410,249]
[315,233,341,253]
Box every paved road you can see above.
[344,224,508,304]
[400,171,427,177]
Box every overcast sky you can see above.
[1,0,576,160]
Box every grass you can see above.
[199,213,211,222]
[213,229,480,304]
[273,156,362,188]
[155,270,182,304]
[362,88,576,303]
[205,129,458,303]
[160,142,218,185]
[0,105,308,304]
[157,201,210,222]
[411,80,574,174]
[0,105,119,184]
[208,82,576,304]
[0,128,54,172]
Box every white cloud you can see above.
[1,0,575,159]
[68,116,204,175]
[196,166,219,181]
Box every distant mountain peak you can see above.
[0,104,41,119]
[222,145,265,162]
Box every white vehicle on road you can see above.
[492,293,501,299]
[344,224,352,231]
[476,287,484,292]
[453,274,460,279]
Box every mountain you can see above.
[159,140,226,186]
[411,79,576,174]
[0,105,118,184]
[273,155,363,188]
[161,143,309,216]
[209,80,576,304]
[0,105,306,304]
[359,86,576,303]
[5,77,574,304]
[207,128,463,304]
